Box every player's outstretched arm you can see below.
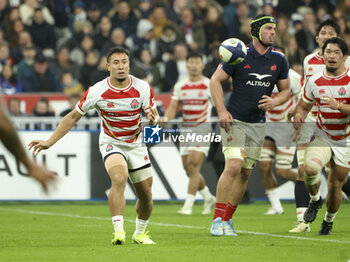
[29,109,83,155]
[209,66,233,133]
[0,99,56,192]
[161,99,179,128]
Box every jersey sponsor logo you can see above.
[106,144,113,152]
[246,80,271,87]
[248,73,272,80]
[107,102,115,108]
[319,89,325,94]
[130,99,139,108]
[143,125,161,144]
[270,64,277,71]
[244,64,251,69]
[339,87,346,96]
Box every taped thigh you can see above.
[129,166,153,184]
[259,148,275,162]
[275,153,294,169]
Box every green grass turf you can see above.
[0,201,349,262]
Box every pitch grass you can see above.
[0,201,349,262]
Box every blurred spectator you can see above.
[49,0,69,28]
[70,34,99,66]
[60,71,84,95]
[156,24,179,63]
[0,64,21,95]
[19,0,54,26]
[87,3,101,33]
[334,0,350,23]
[295,11,317,53]
[0,0,9,29]
[21,53,61,93]
[192,0,210,21]
[0,43,13,68]
[285,36,306,67]
[94,55,109,82]
[134,0,153,19]
[178,7,206,52]
[164,43,188,92]
[126,19,157,59]
[344,33,350,51]
[102,28,128,56]
[32,97,55,116]
[228,2,250,38]
[7,97,26,116]
[68,1,87,33]
[80,51,99,90]
[52,46,80,81]
[131,48,163,93]
[148,3,177,40]
[275,0,298,18]
[166,0,188,24]
[17,43,36,85]
[10,30,33,64]
[108,0,138,38]
[4,7,20,35]
[261,2,276,16]
[0,28,6,46]
[291,63,303,77]
[94,16,112,51]
[316,4,331,24]
[204,3,227,54]
[59,93,82,117]
[237,17,252,44]
[337,16,349,38]
[28,8,56,53]
[7,18,25,49]
[203,43,221,78]
[274,15,292,49]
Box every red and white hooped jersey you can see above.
[76,76,156,146]
[266,69,302,122]
[303,51,350,117]
[171,77,212,127]
[303,68,350,141]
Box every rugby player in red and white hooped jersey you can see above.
[288,19,350,233]
[28,47,159,245]
[293,37,350,235]
[161,52,216,216]
[258,68,302,215]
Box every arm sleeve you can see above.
[142,85,156,113]
[302,79,315,104]
[75,87,97,115]
[278,57,289,80]
[171,82,180,101]
[220,62,235,76]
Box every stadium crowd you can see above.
[0,0,347,108]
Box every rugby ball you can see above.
[219,38,247,65]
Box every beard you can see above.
[116,77,126,82]
[326,66,337,73]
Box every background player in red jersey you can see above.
[293,37,350,235]
[162,52,216,215]
[28,47,159,245]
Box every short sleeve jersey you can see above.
[221,41,289,123]
[303,68,350,141]
[266,69,302,122]
[171,77,212,127]
[76,76,156,146]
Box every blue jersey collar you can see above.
[248,42,272,59]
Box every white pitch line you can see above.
[0,207,349,245]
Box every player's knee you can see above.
[224,160,242,178]
[110,173,128,187]
[185,161,200,176]
[304,158,322,176]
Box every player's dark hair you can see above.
[322,37,349,55]
[316,19,340,36]
[106,46,129,62]
[186,52,203,61]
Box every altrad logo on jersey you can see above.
[247,73,272,87]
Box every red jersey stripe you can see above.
[181,84,208,90]
[269,100,293,114]
[105,118,141,128]
[319,111,347,119]
[314,75,350,87]
[316,121,350,140]
[78,87,91,112]
[182,99,208,105]
[101,108,141,117]
[101,86,140,99]
[183,105,208,115]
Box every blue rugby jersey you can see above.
[221,42,289,123]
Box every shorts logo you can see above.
[107,102,115,108]
[130,99,139,108]
[144,155,149,161]
[143,125,161,144]
[106,144,113,152]
[338,87,346,96]
[227,136,232,142]
[240,148,248,158]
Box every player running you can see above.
[293,37,350,235]
[29,47,159,245]
[162,52,216,215]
